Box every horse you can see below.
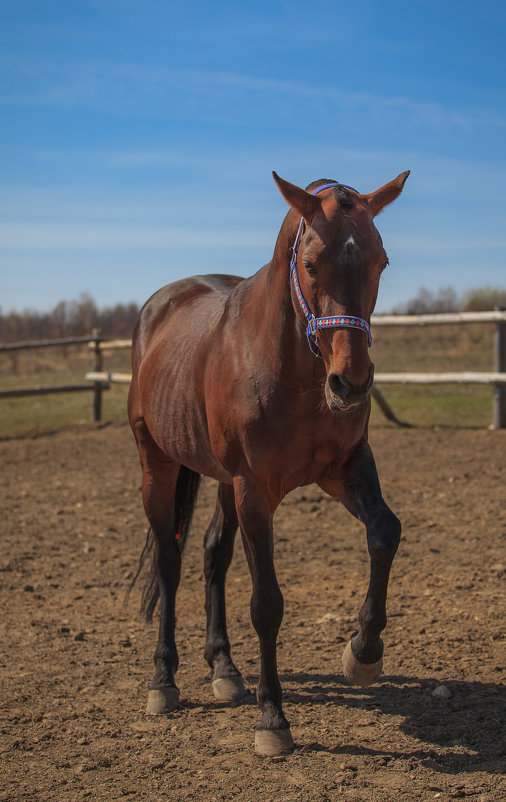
[127,169,410,756]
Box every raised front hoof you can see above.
[342,639,383,687]
[145,686,180,715]
[212,676,249,704]
[254,728,295,757]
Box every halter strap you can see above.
[290,182,372,357]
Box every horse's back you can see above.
[133,274,244,357]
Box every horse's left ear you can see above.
[272,171,321,223]
[365,170,410,217]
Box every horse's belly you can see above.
[161,397,233,483]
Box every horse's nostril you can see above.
[327,368,374,404]
[328,372,349,398]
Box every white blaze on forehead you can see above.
[345,235,356,249]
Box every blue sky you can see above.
[1,0,505,313]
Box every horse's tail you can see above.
[173,465,201,553]
[128,466,201,622]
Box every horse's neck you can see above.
[236,219,323,384]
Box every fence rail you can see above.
[0,383,103,398]
[374,371,506,386]
[85,370,506,387]
[86,371,131,384]
[0,331,107,421]
[371,310,506,326]
[87,338,131,351]
[1,310,506,428]
[0,335,101,351]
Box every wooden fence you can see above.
[371,310,506,429]
[0,331,108,422]
[1,311,506,428]
[84,311,506,429]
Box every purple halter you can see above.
[290,182,372,357]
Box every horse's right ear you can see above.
[272,171,321,223]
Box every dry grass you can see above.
[370,322,495,373]
[369,322,496,429]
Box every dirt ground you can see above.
[1,422,505,801]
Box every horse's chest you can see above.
[242,411,358,490]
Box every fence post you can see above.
[493,310,506,429]
[91,329,103,422]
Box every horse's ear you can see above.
[272,171,321,223]
[365,170,410,217]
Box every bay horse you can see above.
[128,169,410,756]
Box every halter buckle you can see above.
[305,317,321,356]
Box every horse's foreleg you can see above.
[132,419,181,714]
[233,477,294,757]
[203,482,248,703]
[321,440,401,686]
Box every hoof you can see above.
[342,639,383,687]
[254,728,295,757]
[145,687,180,715]
[212,676,249,704]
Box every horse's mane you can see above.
[305,178,354,210]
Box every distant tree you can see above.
[393,286,458,314]
[434,286,459,313]
[69,293,99,336]
[0,296,140,343]
[460,285,506,311]
[52,300,70,338]
[96,301,140,337]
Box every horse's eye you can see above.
[380,259,389,272]
[303,261,317,276]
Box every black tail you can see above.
[173,465,201,553]
[128,466,201,622]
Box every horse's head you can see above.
[273,170,409,413]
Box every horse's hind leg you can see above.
[132,418,182,714]
[204,483,248,703]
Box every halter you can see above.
[290,182,372,357]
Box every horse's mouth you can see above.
[324,383,368,414]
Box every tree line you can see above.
[391,285,506,315]
[0,285,504,343]
[0,294,140,343]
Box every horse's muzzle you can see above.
[325,365,375,412]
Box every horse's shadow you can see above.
[243,671,505,775]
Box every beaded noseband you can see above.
[290,182,372,357]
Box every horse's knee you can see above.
[251,583,284,638]
[367,506,401,560]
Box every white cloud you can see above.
[0,221,273,249]
[4,59,506,132]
